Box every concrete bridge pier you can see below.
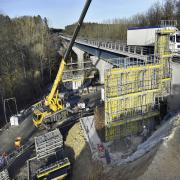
[72,46,85,69]
[66,47,85,90]
[90,56,113,84]
[171,60,180,93]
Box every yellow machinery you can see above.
[36,158,70,180]
[33,0,92,127]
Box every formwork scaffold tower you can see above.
[104,26,175,141]
[29,129,70,179]
[35,129,63,159]
[62,59,95,90]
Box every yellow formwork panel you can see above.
[105,65,161,98]
[104,27,174,141]
[155,28,174,95]
[106,117,156,141]
[105,90,160,125]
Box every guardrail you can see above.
[76,39,154,56]
[61,35,154,56]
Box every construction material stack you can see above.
[35,129,63,159]
[0,169,10,180]
[28,129,70,180]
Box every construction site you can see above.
[1,0,180,180]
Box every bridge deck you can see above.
[61,36,154,60]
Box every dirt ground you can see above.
[138,116,180,180]
[65,116,180,180]
[64,123,104,180]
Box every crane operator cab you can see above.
[169,31,180,54]
[32,97,64,127]
[32,108,50,127]
[32,92,66,128]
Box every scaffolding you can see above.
[35,129,63,159]
[62,60,95,83]
[104,27,175,141]
[29,129,70,179]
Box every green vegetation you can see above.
[0,15,61,124]
[65,0,180,41]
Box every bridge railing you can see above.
[75,38,154,56]
[60,35,154,56]
[104,54,159,68]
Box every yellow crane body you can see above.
[32,59,65,127]
[32,0,92,127]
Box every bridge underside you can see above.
[74,43,125,60]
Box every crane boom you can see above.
[33,0,92,127]
[45,0,92,106]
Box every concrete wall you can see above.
[168,60,180,112]
[172,60,180,87]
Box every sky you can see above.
[0,0,161,28]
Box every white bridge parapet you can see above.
[60,35,152,59]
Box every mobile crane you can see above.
[33,0,92,127]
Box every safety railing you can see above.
[104,55,159,68]
[61,35,154,56]
[160,20,177,28]
[76,38,154,56]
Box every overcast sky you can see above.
[0,0,162,28]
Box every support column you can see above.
[90,56,113,84]
[72,46,85,69]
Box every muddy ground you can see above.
[65,117,180,180]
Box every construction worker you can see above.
[141,125,148,142]
[97,144,105,158]
[14,137,22,150]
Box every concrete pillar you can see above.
[71,47,85,90]
[128,46,131,53]
[171,60,180,92]
[90,56,113,84]
[134,46,137,54]
[119,44,121,51]
[123,45,126,52]
[72,46,85,67]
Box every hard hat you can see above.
[143,125,146,128]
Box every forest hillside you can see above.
[65,0,180,41]
[0,15,61,126]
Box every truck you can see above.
[127,24,180,54]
